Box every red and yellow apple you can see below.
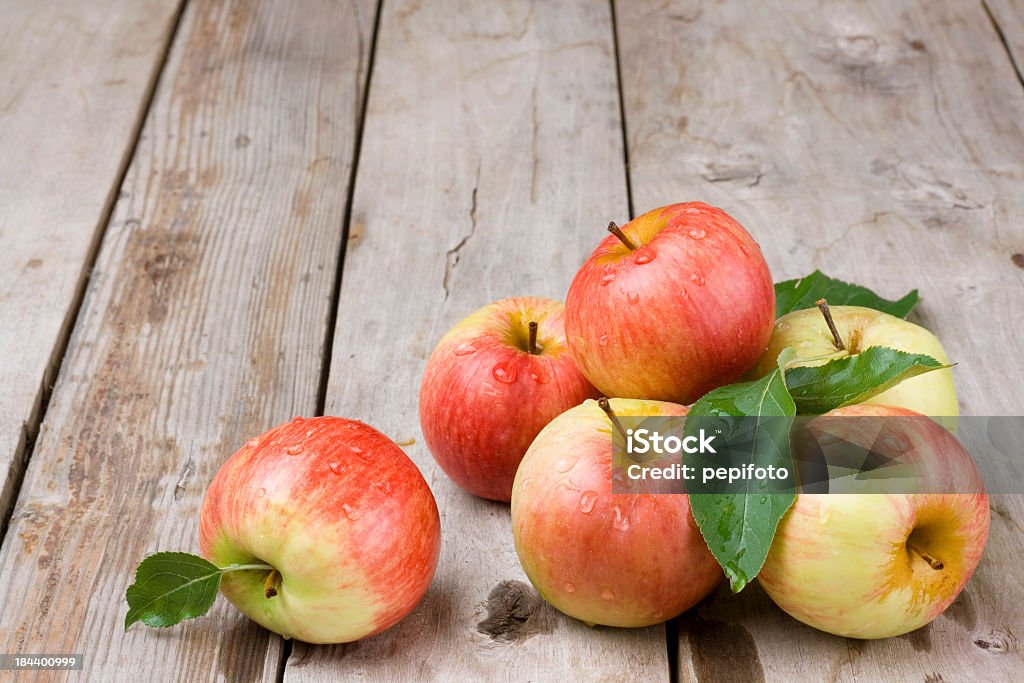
[758,404,989,639]
[419,297,599,502]
[564,202,775,405]
[511,398,722,627]
[199,416,441,644]
[752,305,958,423]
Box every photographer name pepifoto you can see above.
[625,462,791,485]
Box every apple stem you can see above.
[816,298,846,351]
[598,397,627,439]
[907,543,944,571]
[264,569,281,598]
[607,221,637,251]
[528,321,539,355]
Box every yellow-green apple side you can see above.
[759,405,989,639]
[752,305,958,422]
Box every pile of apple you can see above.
[128,201,988,647]
[418,201,989,638]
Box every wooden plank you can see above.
[985,0,1024,78]
[0,0,183,532]
[285,0,669,680]
[616,0,1024,680]
[0,0,376,679]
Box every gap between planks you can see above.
[0,0,190,544]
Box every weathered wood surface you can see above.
[986,0,1024,76]
[1,0,1023,680]
[0,0,375,680]
[0,0,183,535]
[284,0,670,680]
[616,0,1024,680]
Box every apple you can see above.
[199,416,441,644]
[564,202,775,405]
[752,304,958,423]
[419,296,599,502]
[511,398,722,627]
[758,404,989,639]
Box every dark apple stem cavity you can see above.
[598,397,627,439]
[607,221,637,251]
[816,298,846,351]
[528,321,539,355]
[907,543,944,571]
[264,569,281,598]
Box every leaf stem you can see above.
[221,562,275,574]
[607,221,637,251]
[815,298,846,351]
[528,321,539,355]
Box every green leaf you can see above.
[784,347,946,415]
[684,370,797,592]
[125,552,223,629]
[774,270,919,318]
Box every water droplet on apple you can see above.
[626,291,639,304]
[598,335,609,347]
[286,444,304,456]
[530,365,550,384]
[635,251,656,265]
[741,244,751,255]
[351,446,363,456]
[375,480,392,494]
[492,361,518,384]
[342,503,362,520]
[257,488,266,498]
[247,438,260,448]
[292,416,305,424]
[653,610,665,620]
[799,339,814,348]
[579,490,598,513]
[612,506,630,531]
[329,461,342,474]
[776,322,790,332]
[564,582,576,593]
[690,273,706,286]
[680,288,688,299]
[684,206,701,214]
[601,588,616,601]
[454,343,476,356]
[818,508,832,525]
[555,456,576,473]
[600,273,616,286]
[688,228,706,240]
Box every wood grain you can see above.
[985,0,1024,79]
[285,0,669,680]
[616,0,1024,680]
[0,0,376,680]
[0,0,183,534]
